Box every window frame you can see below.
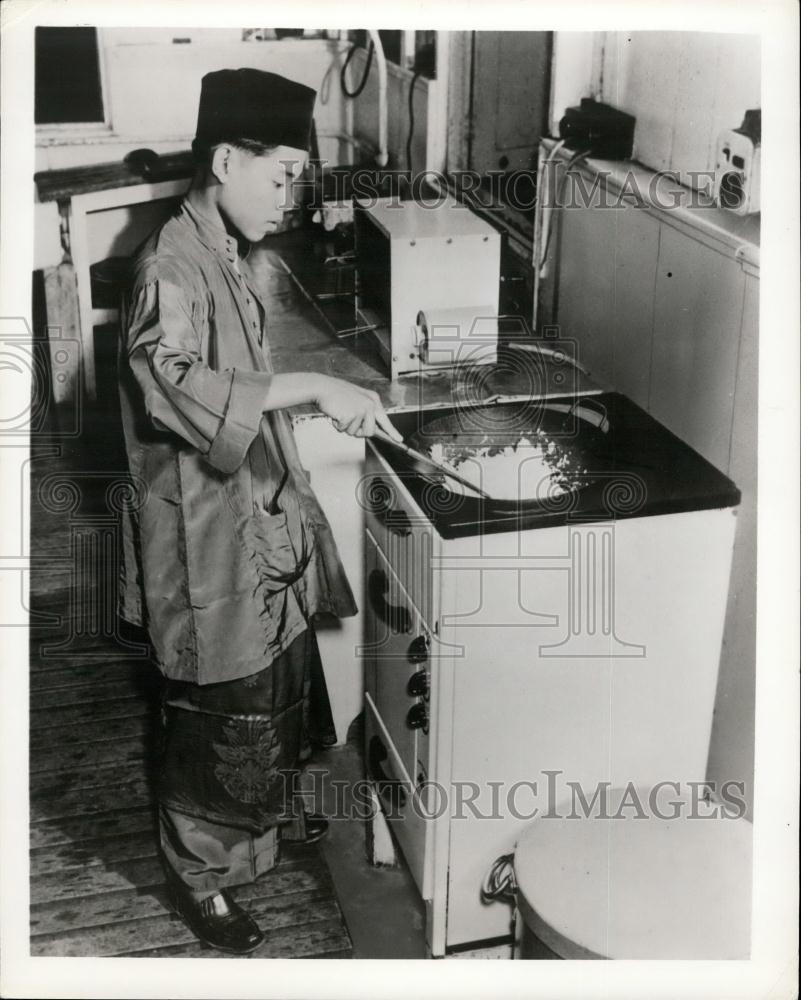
[35,26,114,142]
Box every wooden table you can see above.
[35,153,193,401]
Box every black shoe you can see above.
[303,812,329,844]
[166,879,264,955]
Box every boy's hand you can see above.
[314,377,402,441]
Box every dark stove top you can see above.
[372,392,741,539]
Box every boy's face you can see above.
[215,144,306,242]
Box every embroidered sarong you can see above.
[157,626,335,834]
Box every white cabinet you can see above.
[556,203,658,410]
[706,270,758,814]
[553,183,757,480]
[649,226,746,472]
[292,415,367,746]
[549,156,759,817]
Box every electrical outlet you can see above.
[713,113,761,216]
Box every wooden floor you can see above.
[28,416,353,959]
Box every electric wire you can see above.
[539,146,590,271]
[480,853,517,904]
[341,39,374,98]
[406,69,423,174]
[535,139,566,270]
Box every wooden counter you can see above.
[34,151,194,203]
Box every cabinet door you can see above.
[556,202,659,409]
[293,416,366,745]
[649,226,746,472]
[707,271,758,816]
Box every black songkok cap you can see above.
[195,68,316,151]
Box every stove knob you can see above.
[406,703,428,730]
[407,635,429,663]
[407,670,429,698]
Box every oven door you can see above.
[364,527,433,896]
[362,446,438,626]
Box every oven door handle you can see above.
[383,507,413,537]
[368,569,412,634]
[364,477,413,537]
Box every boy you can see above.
[118,68,400,954]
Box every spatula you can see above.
[372,428,491,499]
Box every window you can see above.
[35,27,105,126]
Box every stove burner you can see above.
[373,393,741,539]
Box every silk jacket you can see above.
[118,198,357,685]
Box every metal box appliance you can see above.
[354,197,502,380]
[362,393,740,957]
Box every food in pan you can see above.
[426,431,587,501]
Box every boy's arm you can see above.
[264,373,401,441]
[124,274,400,475]
[125,275,270,473]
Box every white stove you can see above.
[361,393,739,957]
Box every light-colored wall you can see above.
[348,47,431,172]
[548,30,760,186]
[35,33,353,174]
[549,32,596,134]
[597,31,760,184]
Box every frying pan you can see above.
[400,398,616,509]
